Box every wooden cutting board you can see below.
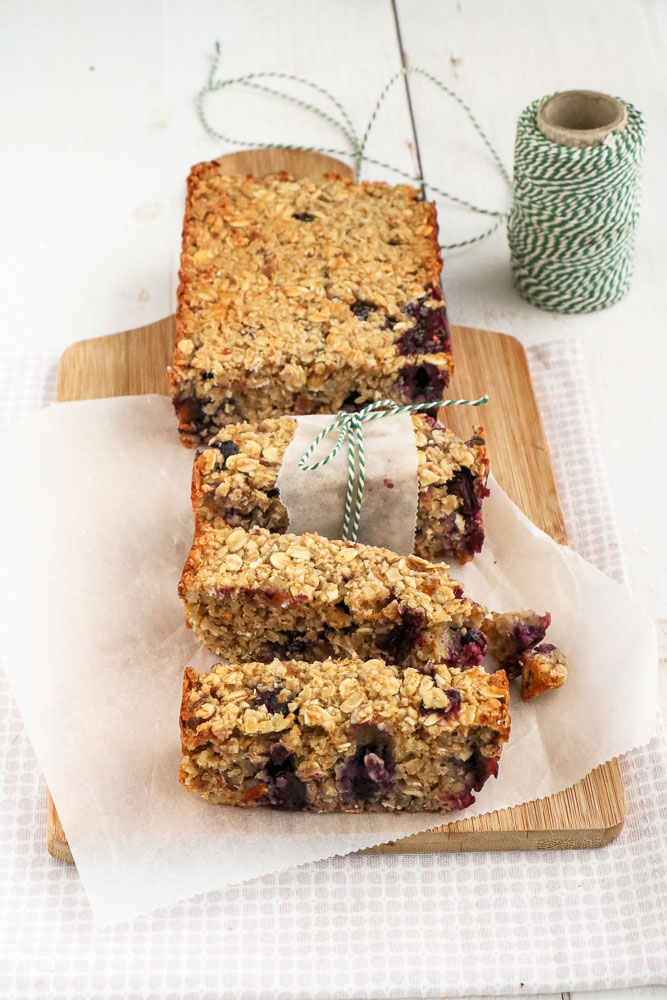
[47,148,625,862]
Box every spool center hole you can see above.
[543,93,621,132]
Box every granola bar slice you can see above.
[179,658,510,812]
[192,414,489,563]
[179,524,488,670]
[170,169,454,446]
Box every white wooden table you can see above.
[2,1,665,997]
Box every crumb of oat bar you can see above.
[170,169,454,446]
[179,657,510,812]
[191,415,489,562]
[520,644,568,700]
[178,523,488,670]
[482,610,551,679]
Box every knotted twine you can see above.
[197,44,645,312]
[297,397,488,544]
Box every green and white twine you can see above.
[197,43,510,250]
[197,45,645,312]
[298,397,488,544]
[508,97,646,313]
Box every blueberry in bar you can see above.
[520,644,568,700]
[179,658,510,812]
[169,169,454,446]
[178,524,488,670]
[191,414,489,563]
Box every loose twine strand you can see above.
[194,48,644,533]
[197,44,645,308]
[298,397,488,543]
[197,42,511,249]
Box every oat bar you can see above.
[179,658,509,812]
[170,170,454,446]
[192,414,489,563]
[179,524,488,670]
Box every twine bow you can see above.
[298,397,489,543]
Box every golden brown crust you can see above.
[179,522,478,623]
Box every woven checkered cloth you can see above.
[1,343,665,998]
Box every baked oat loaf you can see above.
[179,523,488,670]
[179,658,510,812]
[191,414,489,563]
[170,169,453,446]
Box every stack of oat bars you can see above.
[172,166,567,814]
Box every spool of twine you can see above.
[197,52,646,315]
[508,90,645,313]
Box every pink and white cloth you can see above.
[0,342,665,998]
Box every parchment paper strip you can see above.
[276,412,418,553]
[0,395,657,925]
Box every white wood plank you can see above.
[0,0,172,345]
[369,990,667,1000]
[577,990,667,1000]
[396,0,667,628]
[0,0,415,356]
[162,0,418,352]
[369,995,562,1000]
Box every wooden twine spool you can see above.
[536,89,628,148]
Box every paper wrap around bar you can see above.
[192,413,489,563]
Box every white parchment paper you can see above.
[276,412,418,554]
[0,395,657,925]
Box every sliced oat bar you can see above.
[170,169,453,446]
[192,414,489,563]
[179,658,510,812]
[179,524,488,670]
